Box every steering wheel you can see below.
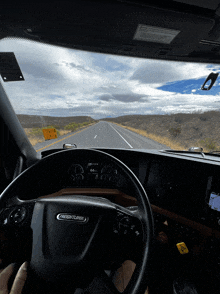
[0,149,154,294]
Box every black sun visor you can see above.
[0,53,24,82]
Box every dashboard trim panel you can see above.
[38,187,220,238]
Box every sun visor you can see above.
[0,53,24,82]
[129,6,214,58]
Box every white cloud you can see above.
[0,37,220,118]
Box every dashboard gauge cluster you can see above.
[68,161,122,186]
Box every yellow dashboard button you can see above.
[176,242,189,254]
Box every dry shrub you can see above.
[104,111,220,151]
[28,137,45,146]
[168,127,181,137]
[24,122,95,146]
[199,138,220,152]
[59,130,72,136]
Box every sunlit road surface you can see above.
[34,121,169,153]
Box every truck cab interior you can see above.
[1,1,220,294]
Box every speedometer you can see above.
[101,164,118,182]
[68,164,84,183]
[69,164,84,174]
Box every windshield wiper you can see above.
[163,148,220,159]
[208,150,220,154]
[162,148,205,158]
[188,147,205,158]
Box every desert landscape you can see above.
[17,111,220,152]
[17,114,96,146]
[102,111,220,152]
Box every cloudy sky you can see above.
[0,37,220,119]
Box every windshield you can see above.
[1,38,220,153]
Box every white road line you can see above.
[109,123,133,148]
[94,135,97,139]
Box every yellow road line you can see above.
[36,125,91,152]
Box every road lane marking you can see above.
[94,135,97,139]
[109,123,133,148]
[36,125,92,152]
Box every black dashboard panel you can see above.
[94,149,220,228]
[145,157,209,219]
[40,148,220,231]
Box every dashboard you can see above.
[28,147,220,279]
[2,147,220,274]
[39,148,220,231]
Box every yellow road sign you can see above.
[176,242,189,254]
[42,128,57,140]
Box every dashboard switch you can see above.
[176,242,189,254]
[9,207,27,224]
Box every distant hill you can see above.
[102,111,220,150]
[17,112,220,151]
[17,114,96,128]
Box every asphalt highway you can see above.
[34,121,169,153]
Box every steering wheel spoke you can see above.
[0,201,34,266]
[114,206,143,238]
[111,206,143,257]
[0,200,35,227]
